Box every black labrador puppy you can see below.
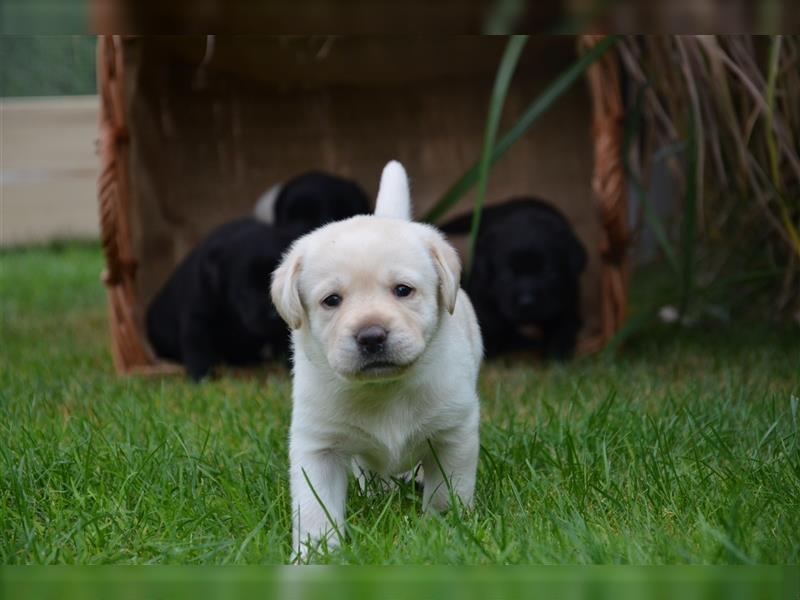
[146,218,295,381]
[271,171,371,233]
[148,172,371,381]
[148,172,371,380]
[439,198,587,360]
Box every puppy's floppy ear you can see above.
[270,241,305,330]
[201,245,223,297]
[469,247,492,288]
[426,228,461,315]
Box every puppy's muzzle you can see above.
[356,325,388,356]
[517,292,536,310]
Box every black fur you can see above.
[273,171,371,233]
[147,171,371,381]
[440,198,587,360]
[146,218,294,381]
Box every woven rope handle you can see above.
[97,36,123,284]
[581,35,628,262]
[581,35,629,341]
[97,36,154,373]
[98,36,136,283]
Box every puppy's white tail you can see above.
[374,160,411,221]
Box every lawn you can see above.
[0,243,798,565]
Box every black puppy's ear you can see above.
[201,246,223,296]
[467,236,494,289]
[464,246,493,287]
[567,232,588,274]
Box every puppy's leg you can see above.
[289,440,348,557]
[541,314,581,360]
[180,312,219,381]
[422,404,480,513]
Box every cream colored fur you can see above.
[271,161,482,557]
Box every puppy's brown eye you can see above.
[322,294,342,308]
[394,284,414,298]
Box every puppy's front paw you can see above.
[184,351,217,381]
[289,448,349,560]
[542,330,577,361]
[293,526,342,562]
[421,418,479,515]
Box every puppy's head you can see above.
[273,171,371,233]
[271,217,460,381]
[227,255,285,337]
[211,224,291,338]
[479,217,587,325]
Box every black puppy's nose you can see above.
[518,292,535,308]
[356,325,388,354]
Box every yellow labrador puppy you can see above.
[271,161,482,556]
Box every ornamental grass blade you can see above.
[422,35,619,225]
[466,34,528,277]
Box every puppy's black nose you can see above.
[356,325,388,354]
[518,293,535,309]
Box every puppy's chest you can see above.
[335,400,442,474]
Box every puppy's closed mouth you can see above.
[361,360,395,371]
[356,360,408,379]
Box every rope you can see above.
[97,36,154,374]
[581,35,630,344]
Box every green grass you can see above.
[1,243,798,565]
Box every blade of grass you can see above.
[765,35,800,259]
[466,34,528,277]
[678,109,698,319]
[706,38,800,183]
[422,35,619,224]
[607,84,700,352]
[299,467,345,560]
[696,36,750,187]
[765,36,783,194]
[623,84,681,274]
[676,37,706,241]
